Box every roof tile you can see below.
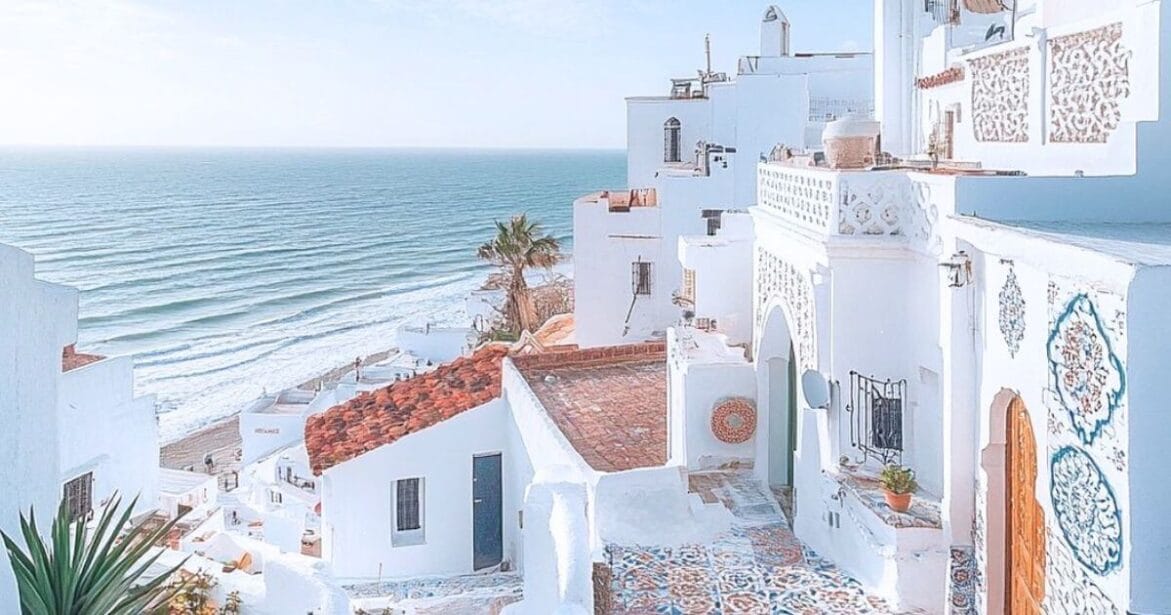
[305,345,508,475]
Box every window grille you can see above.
[63,473,93,522]
[396,478,422,531]
[663,118,682,163]
[632,261,653,295]
[846,371,907,465]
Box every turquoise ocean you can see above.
[0,148,624,442]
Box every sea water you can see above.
[0,147,624,442]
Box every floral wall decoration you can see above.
[1044,529,1121,615]
[947,546,977,615]
[970,46,1030,143]
[998,265,1026,357]
[1046,293,1126,446]
[754,248,815,370]
[1049,445,1123,575]
[710,398,757,444]
[1048,23,1132,144]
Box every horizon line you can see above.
[0,144,626,153]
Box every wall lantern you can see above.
[940,251,973,288]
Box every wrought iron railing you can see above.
[846,371,907,466]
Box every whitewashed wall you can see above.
[396,325,475,363]
[58,355,159,515]
[0,244,75,611]
[321,398,515,580]
[955,219,1144,615]
[626,98,712,190]
[667,329,757,468]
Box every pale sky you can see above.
[0,0,873,149]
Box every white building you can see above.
[655,0,1171,612]
[574,6,874,348]
[0,244,160,610]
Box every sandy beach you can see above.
[159,348,398,471]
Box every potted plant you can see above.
[879,465,918,513]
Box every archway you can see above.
[757,303,799,488]
[981,390,1045,615]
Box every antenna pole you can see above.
[704,33,712,75]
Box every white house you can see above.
[0,243,162,610]
[652,0,1171,612]
[307,345,518,581]
[59,348,160,521]
[574,6,874,348]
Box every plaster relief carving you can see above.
[754,248,815,370]
[970,46,1030,142]
[1049,23,1131,144]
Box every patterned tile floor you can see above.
[606,471,919,614]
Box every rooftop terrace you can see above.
[512,343,667,473]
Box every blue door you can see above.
[472,453,503,570]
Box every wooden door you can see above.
[1006,398,1045,614]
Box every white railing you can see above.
[758,164,838,234]
[758,164,940,248]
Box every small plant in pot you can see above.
[879,465,917,513]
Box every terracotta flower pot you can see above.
[884,490,913,513]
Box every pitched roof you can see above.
[62,344,105,372]
[305,345,508,475]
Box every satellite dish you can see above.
[801,369,831,409]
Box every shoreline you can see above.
[159,347,399,471]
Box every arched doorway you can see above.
[1006,397,1045,614]
[758,304,799,489]
[767,344,798,486]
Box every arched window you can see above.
[663,117,681,163]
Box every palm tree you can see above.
[477,214,562,335]
[2,494,189,615]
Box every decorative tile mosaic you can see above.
[1049,446,1122,576]
[970,46,1031,143]
[1048,23,1132,144]
[754,248,815,371]
[1044,530,1121,615]
[711,398,757,444]
[998,265,1026,358]
[946,546,977,615]
[606,471,921,614]
[1046,293,1126,446]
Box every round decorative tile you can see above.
[711,398,757,444]
[1050,446,1122,575]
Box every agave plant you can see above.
[2,493,190,615]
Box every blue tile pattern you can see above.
[605,471,921,614]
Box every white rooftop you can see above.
[159,467,214,495]
[967,218,1171,267]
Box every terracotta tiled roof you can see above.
[305,345,508,475]
[915,66,965,89]
[62,344,105,372]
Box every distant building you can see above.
[574,6,874,348]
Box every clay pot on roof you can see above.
[823,115,881,170]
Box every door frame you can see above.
[472,451,504,571]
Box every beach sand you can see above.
[159,348,398,471]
